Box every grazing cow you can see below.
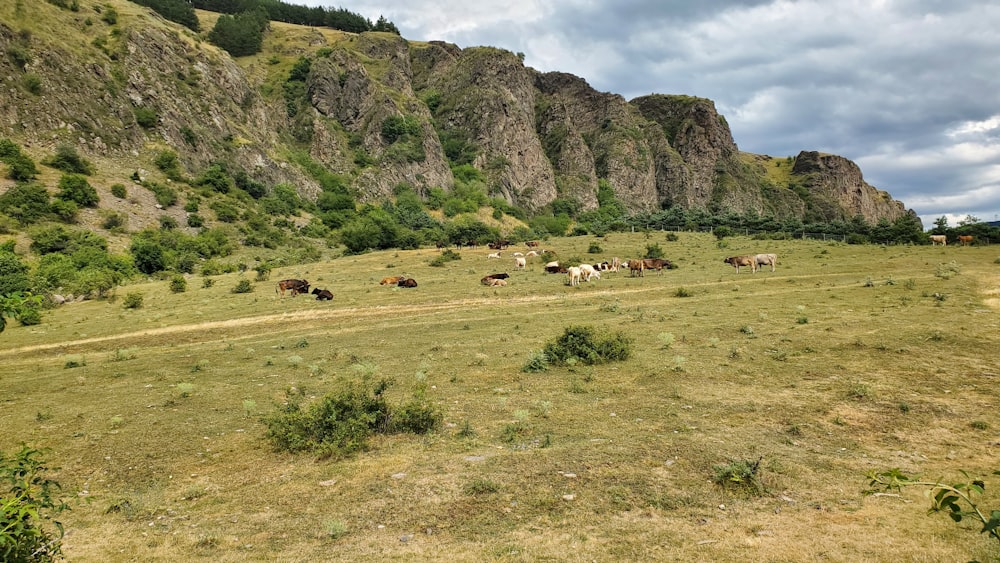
[579,263,601,281]
[724,255,757,273]
[397,278,418,288]
[929,234,947,246]
[627,259,645,277]
[487,252,502,259]
[566,266,582,287]
[380,276,405,286]
[610,257,621,272]
[958,235,973,246]
[526,250,539,258]
[526,240,540,248]
[642,258,672,274]
[276,279,309,297]
[311,288,333,301]
[754,253,778,272]
[514,257,527,270]
[488,278,508,287]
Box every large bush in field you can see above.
[263,379,442,459]
[0,183,50,225]
[56,174,99,207]
[542,325,633,366]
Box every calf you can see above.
[566,266,582,287]
[724,255,757,273]
[488,278,508,287]
[311,288,333,301]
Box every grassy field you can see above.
[2,233,999,562]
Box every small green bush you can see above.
[231,278,252,294]
[588,242,603,254]
[122,292,143,309]
[169,275,187,293]
[44,144,94,175]
[391,399,443,434]
[134,106,158,129]
[542,325,633,366]
[429,249,461,267]
[711,457,765,495]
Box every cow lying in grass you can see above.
[724,255,757,273]
[481,273,510,286]
[311,288,333,301]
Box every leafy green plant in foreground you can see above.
[1,445,69,562]
[866,468,1000,544]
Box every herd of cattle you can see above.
[930,234,974,246]
[274,245,789,300]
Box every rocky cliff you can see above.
[0,0,917,226]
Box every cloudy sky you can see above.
[303,0,1000,227]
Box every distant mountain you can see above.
[0,0,918,227]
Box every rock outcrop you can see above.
[0,0,917,225]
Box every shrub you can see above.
[429,248,461,267]
[110,183,127,198]
[4,154,38,181]
[43,144,94,175]
[521,350,549,373]
[542,325,632,366]
[56,173,99,207]
[644,243,664,259]
[711,457,765,495]
[169,275,187,293]
[588,242,603,253]
[23,73,42,94]
[0,446,69,562]
[714,226,735,239]
[263,380,393,457]
[122,292,143,309]
[231,278,252,293]
[391,399,443,434]
[134,106,157,129]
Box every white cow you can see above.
[487,252,502,259]
[754,253,778,272]
[514,257,527,270]
[567,266,582,287]
[579,263,601,281]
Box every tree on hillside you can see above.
[129,0,200,31]
[208,8,268,57]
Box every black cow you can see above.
[398,277,418,288]
[311,288,333,301]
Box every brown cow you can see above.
[525,240,540,248]
[724,255,757,273]
[642,258,672,274]
[276,279,309,297]
[397,277,418,288]
[627,259,645,277]
[380,276,405,286]
[958,235,973,246]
